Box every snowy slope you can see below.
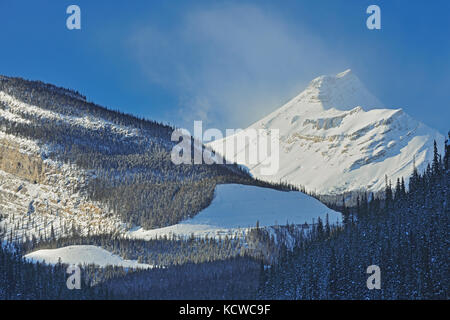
[127,184,340,240]
[25,245,153,269]
[208,70,445,194]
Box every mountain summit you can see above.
[286,69,383,113]
[208,70,444,194]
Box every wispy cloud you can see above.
[128,3,347,130]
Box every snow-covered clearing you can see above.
[127,184,341,240]
[25,245,153,269]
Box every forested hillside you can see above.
[259,139,449,299]
[0,76,292,232]
[0,242,261,300]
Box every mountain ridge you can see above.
[208,70,445,194]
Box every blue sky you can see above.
[1,0,449,134]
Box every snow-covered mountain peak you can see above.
[253,70,387,135]
[294,69,383,110]
[253,70,385,132]
[208,70,444,195]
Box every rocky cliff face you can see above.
[0,137,47,184]
[0,131,124,243]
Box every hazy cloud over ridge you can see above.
[128,3,348,130]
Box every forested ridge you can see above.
[0,240,261,300]
[0,76,296,230]
[259,139,449,299]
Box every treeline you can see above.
[93,257,261,300]
[259,138,449,299]
[21,232,271,266]
[0,242,261,300]
[0,243,99,299]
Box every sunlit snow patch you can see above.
[127,184,341,240]
[25,245,153,269]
